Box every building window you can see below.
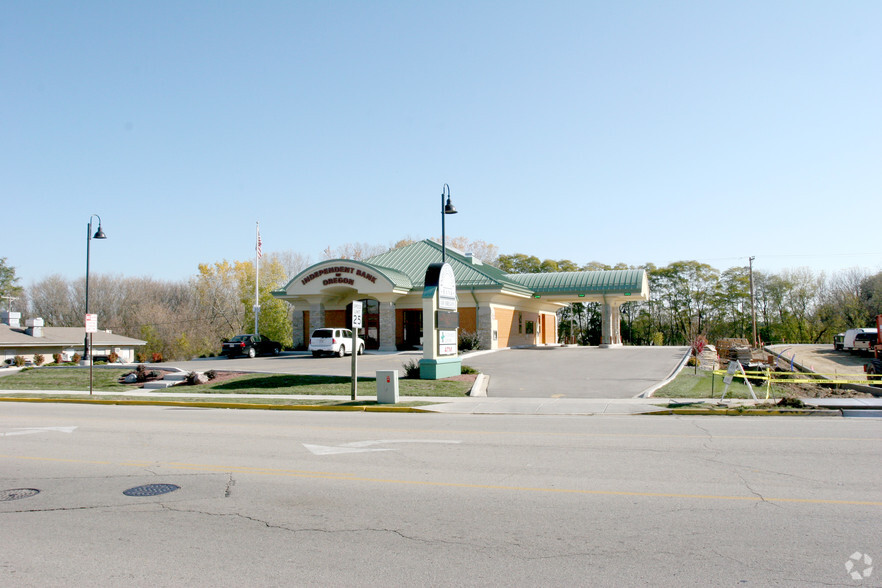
[526,321,535,335]
[518,313,523,334]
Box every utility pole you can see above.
[749,256,757,348]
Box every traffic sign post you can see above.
[85,314,98,395]
[351,301,362,400]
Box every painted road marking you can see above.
[2,453,879,507]
[303,439,461,455]
[1,426,78,437]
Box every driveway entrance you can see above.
[462,346,689,399]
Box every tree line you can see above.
[2,247,881,359]
[502,255,882,347]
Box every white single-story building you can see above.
[0,312,146,365]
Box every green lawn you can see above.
[653,369,783,399]
[0,367,472,397]
[0,367,133,392]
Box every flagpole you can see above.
[254,221,260,335]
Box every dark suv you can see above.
[222,334,282,358]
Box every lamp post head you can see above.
[444,196,457,215]
[93,225,107,239]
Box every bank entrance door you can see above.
[403,310,423,349]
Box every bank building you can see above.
[273,239,649,352]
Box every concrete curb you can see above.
[468,373,488,397]
[638,347,692,398]
[646,407,842,417]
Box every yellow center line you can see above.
[4,453,879,507]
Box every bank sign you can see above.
[438,264,457,311]
[437,264,457,354]
[300,265,379,287]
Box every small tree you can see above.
[691,334,708,374]
[13,355,25,367]
[34,354,45,366]
[53,353,63,364]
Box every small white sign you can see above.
[439,330,457,345]
[439,296,457,310]
[439,344,458,356]
[85,314,98,333]
[352,301,363,328]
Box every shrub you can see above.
[184,371,201,385]
[71,353,81,364]
[460,364,479,375]
[136,352,146,363]
[53,353,62,364]
[34,354,45,366]
[402,358,421,379]
[687,356,699,367]
[13,355,25,367]
[151,352,163,363]
[108,352,119,364]
[651,332,664,346]
[458,330,482,352]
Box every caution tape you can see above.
[712,370,877,385]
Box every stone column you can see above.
[291,310,305,349]
[309,302,325,335]
[477,305,493,350]
[378,300,397,351]
[600,301,622,347]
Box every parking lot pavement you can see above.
[156,346,689,400]
[461,346,689,399]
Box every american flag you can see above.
[256,227,262,259]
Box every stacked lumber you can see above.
[698,344,719,371]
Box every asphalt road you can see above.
[2,403,879,586]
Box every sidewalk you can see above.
[2,388,880,415]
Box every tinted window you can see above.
[312,329,333,338]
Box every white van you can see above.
[842,328,877,352]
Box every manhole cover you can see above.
[0,488,40,502]
[123,483,180,497]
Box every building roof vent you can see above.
[26,318,44,338]
[1,311,21,328]
[465,252,483,265]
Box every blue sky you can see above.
[3,1,880,287]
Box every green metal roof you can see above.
[508,269,646,295]
[366,240,533,295]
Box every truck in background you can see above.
[840,327,877,352]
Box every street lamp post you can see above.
[84,215,107,363]
[441,184,457,264]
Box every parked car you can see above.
[308,328,364,357]
[222,334,282,358]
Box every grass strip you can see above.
[0,368,472,397]
[652,369,786,399]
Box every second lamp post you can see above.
[441,184,457,264]
[84,214,107,363]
